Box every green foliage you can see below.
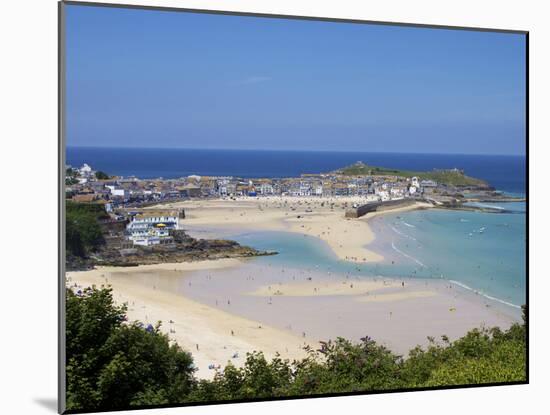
[66,201,109,219]
[95,170,110,180]
[66,287,196,411]
[66,167,78,177]
[425,339,525,386]
[289,337,403,395]
[65,202,107,257]
[188,323,525,405]
[66,286,526,411]
[337,162,487,187]
[187,352,293,402]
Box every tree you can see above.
[290,337,403,395]
[65,202,106,257]
[66,287,196,411]
[66,167,79,177]
[95,171,110,180]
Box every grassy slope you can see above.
[336,163,488,187]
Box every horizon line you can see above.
[66,145,526,157]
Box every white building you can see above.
[377,190,390,201]
[299,184,311,196]
[260,183,274,195]
[106,185,127,198]
[391,187,404,198]
[79,163,94,178]
[128,224,172,246]
[127,210,180,246]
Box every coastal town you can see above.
[66,161,523,249]
[66,161,486,204]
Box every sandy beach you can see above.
[67,260,312,380]
[247,279,400,297]
[154,196,432,263]
[68,257,519,380]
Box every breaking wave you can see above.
[449,280,521,309]
[391,240,425,268]
[390,225,417,242]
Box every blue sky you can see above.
[65,5,526,155]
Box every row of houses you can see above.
[224,176,433,200]
[66,164,440,207]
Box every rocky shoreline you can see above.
[66,229,276,271]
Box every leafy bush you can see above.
[65,202,107,257]
[95,171,110,180]
[66,287,196,411]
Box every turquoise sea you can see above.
[231,200,526,310]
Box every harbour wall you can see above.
[345,198,417,218]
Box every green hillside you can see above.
[335,162,489,187]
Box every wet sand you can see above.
[68,259,519,380]
[180,262,519,356]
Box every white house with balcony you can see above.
[126,210,181,246]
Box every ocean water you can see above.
[232,210,526,311]
[67,147,526,194]
[372,207,526,307]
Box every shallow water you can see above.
[370,206,526,307]
[178,259,519,352]
[226,204,526,309]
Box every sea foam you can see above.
[449,280,521,309]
